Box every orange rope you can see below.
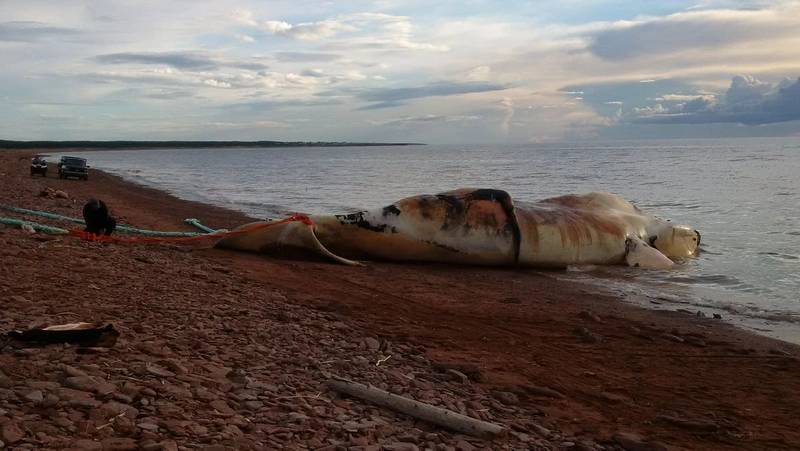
[68,214,314,244]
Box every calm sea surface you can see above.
[52,138,800,341]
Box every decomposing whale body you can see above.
[215,189,700,269]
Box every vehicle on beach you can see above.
[30,156,48,177]
[58,156,89,180]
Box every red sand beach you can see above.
[1,149,799,450]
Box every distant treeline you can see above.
[0,140,423,149]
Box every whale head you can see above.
[652,224,701,258]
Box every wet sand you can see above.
[1,149,799,450]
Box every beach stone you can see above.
[160,383,192,399]
[446,369,470,384]
[159,359,188,375]
[10,295,29,304]
[574,327,602,344]
[53,416,74,429]
[72,439,102,450]
[578,311,603,323]
[599,391,631,404]
[1,421,25,444]
[0,372,12,389]
[27,380,60,390]
[64,376,115,395]
[97,400,139,420]
[656,415,718,432]
[288,412,309,423]
[161,419,188,436]
[684,336,707,347]
[493,391,519,406]
[613,432,668,451]
[137,421,159,431]
[62,365,89,378]
[221,424,243,439]
[383,443,420,451]
[58,387,100,408]
[568,443,598,451]
[363,337,380,351]
[209,399,235,416]
[101,437,138,450]
[663,334,684,343]
[23,390,44,404]
[524,385,565,399]
[146,364,176,378]
[186,422,209,436]
[242,400,263,411]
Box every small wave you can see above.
[566,264,599,272]
[747,311,800,324]
[759,251,799,261]
[697,245,722,255]
[661,273,760,291]
[728,156,783,162]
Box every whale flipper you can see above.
[624,236,674,269]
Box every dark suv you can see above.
[30,156,48,177]
[58,156,89,180]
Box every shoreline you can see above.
[40,147,800,346]
[2,149,800,449]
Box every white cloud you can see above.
[371,114,481,127]
[260,19,355,41]
[466,65,491,81]
[629,75,800,125]
[499,97,514,134]
[239,11,446,51]
[587,5,800,60]
[202,79,232,88]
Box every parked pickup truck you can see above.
[58,156,89,180]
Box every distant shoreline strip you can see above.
[0,140,424,150]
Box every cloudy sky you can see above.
[2,0,800,143]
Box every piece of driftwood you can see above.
[326,377,506,438]
[6,322,119,348]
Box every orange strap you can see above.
[69,214,314,244]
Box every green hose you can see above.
[0,217,69,234]
[0,204,205,237]
[184,218,223,233]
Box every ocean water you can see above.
[50,138,800,341]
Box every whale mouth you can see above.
[694,230,702,255]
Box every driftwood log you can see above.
[6,323,119,348]
[326,377,506,439]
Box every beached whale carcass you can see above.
[215,189,700,269]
